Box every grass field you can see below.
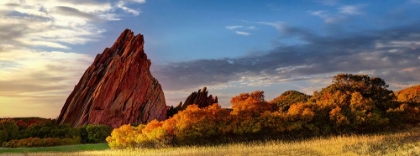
[0,143,109,155]
[1,127,420,156]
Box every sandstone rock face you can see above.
[57,29,167,128]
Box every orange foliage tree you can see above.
[230,90,273,115]
[228,91,273,136]
[170,104,229,145]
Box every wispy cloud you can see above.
[153,22,420,93]
[226,25,255,36]
[339,5,364,15]
[258,21,285,31]
[117,1,141,16]
[247,26,256,30]
[310,10,344,23]
[235,31,250,36]
[309,4,366,23]
[226,25,243,30]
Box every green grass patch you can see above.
[0,143,109,154]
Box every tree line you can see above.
[106,74,420,148]
[0,118,111,148]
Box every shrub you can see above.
[1,137,80,148]
[106,124,140,149]
[86,124,112,143]
[78,126,89,143]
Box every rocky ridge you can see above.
[57,29,167,128]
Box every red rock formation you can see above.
[167,87,218,118]
[57,29,166,128]
[181,87,218,109]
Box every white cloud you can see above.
[226,25,256,35]
[258,21,285,31]
[235,31,250,36]
[247,26,256,30]
[0,0,128,50]
[310,5,365,23]
[309,10,344,23]
[339,5,363,15]
[98,13,121,21]
[117,1,140,16]
[226,25,243,30]
[0,0,146,50]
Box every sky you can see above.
[1,0,420,118]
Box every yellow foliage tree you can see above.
[106,124,139,149]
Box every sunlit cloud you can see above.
[0,49,93,118]
[0,0,145,117]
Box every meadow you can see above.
[1,126,419,156]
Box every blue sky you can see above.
[1,0,420,118]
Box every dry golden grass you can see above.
[3,127,420,156]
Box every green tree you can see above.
[271,90,311,112]
[86,124,112,143]
[0,119,18,144]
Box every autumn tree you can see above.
[331,74,397,110]
[309,74,395,132]
[106,124,140,149]
[171,104,229,145]
[228,91,273,136]
[271,90,311,112]
[388,85,420,124]
[231,90,273,115]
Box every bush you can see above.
[85,124,112,143]
[1,137,80,148]
[106,124,140,149]
[78,126,89,143]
